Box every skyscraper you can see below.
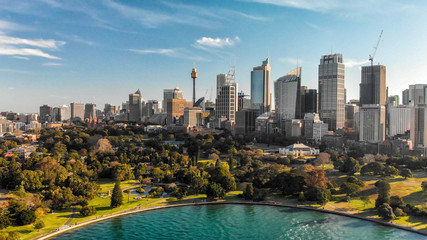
[163,88,183,113]
[84,103,96,121]
[408,84,427,106]
[129,89,142,122]
[359,104,386,143]
[39,105,52,123]
[70,102,85,121]
[389,106,411,137]
[360,65,386,106]
[274,67,302,120]
[318,53,345,131]
[251,57,271,113]
[216,69,238,122]
[402,89,409,105]
[410,104,427,149]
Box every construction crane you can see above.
[367,30,383,106]
[369,30,383,66]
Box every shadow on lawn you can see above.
[403,191,427,204]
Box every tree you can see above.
[34,219,45,231]
[16,210,36,226]
[304,186,330,206]
[375,179,391,208]
[422,181,427,191]
[80,206,97,217]
[305,169,328,188]
[314,153,331,168]
[243,183,254,200]
[340,157,361,175]
[361,162,385,176]
[390,196,405,209]
[346,176,365,187]
[340,182,361,196]
[378,203,395,221]
[400,168,413,179]
[0,214,11,230]
[206,182,225,200]
[110,181,123,208]
[383,165,399,176]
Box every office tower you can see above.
[237,91,250,111]
[55,105,71,122]
[302,88,317,114]
[251,57,271,113]
[52,107,60,122]
[84,103,97,121]
[303,113,328,141]
[409,84,427,106]
[128,89,142,122]
[216,84,238,122]
[345,104,359,129]
[402,89,409,105]
[145,100,159,118]
[360,65,386,106]
[235,109,260,134]
[274,67,302,120]
[39,105,52,123]
[184,107,203,127]
[349,99,360,106]
[318,53,345,131]
[104,104,117,119]
[167,99,192,125]
[388,95,400,107]
[163,88,183,113]
[359,104,386,143]
[70,102,85,121]
[389,106,411,137]
[411,104,427,148]
[217,74,228,96]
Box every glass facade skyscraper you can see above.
[250,58,271,113]
[318,53,345,131]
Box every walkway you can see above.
[63,208,77,227]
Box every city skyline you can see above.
[1,0,427,112]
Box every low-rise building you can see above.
[279,143,319,156]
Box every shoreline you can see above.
[33,200,427,240]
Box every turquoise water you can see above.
[52,205,426,240]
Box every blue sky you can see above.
[1,0,426,113]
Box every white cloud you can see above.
[194,36,240,49]
[0,35,65,59]
[0,20,29,33]
[246,0,339,11]
[128,48,177,56]
[344,58,370,68]
[12,56,30,60]
[0,47,61,59]
[43,62,63,67]
[0,36,65,49]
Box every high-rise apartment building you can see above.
[70,102,85,121]
[359,104,386,143]
[318,53,345,131]
[84,103,97,121]
[274,67,301,120]
[360,65,386,106]
[39,105,52,123]
[251,57,271,113]
[163,88,183,113]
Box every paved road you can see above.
[63,208,77,226]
